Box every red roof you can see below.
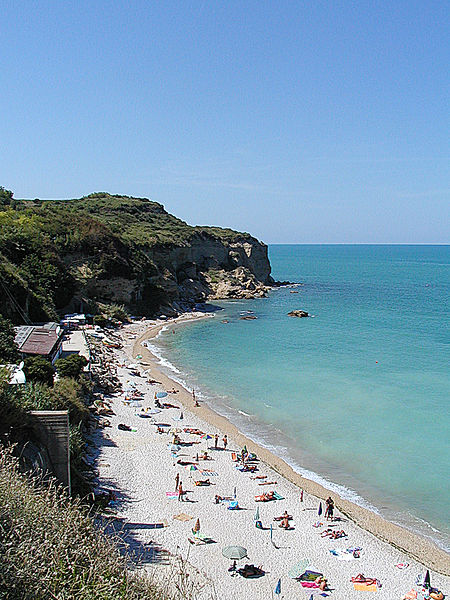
[19,328,61,357]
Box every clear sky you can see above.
[1,1,449,243]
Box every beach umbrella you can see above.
[200,434,213,440]
[130,401,142,408]
[136,354,143,359]
[424,570,431,587]
[193,518,200,533]
[254,507,260,522]
[146,408,161,414]
[221,546,247,560]
[233,486,237,499]
[170,444,181,453]
[274,579,281,595]
[270,524,273,541]
[156,391,168,399]
[318,502,323,516]
[288,559,310,579]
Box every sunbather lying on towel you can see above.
[255,491,275,502]
[237,564,265,578]
[194,479,210,486]
[351,574,378,585]
[183,428,204,435]
[321,528,347,539]
[239,464,257,472]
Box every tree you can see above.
[54,354,88,379]
[23,356,55,386]
[0,315,20,363]
[93,315,108,328]
[0,186,17,209]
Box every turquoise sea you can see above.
[150,245,450,550]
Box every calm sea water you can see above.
[151,245,450,550]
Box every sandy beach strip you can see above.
[91,315,449,600]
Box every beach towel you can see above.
[300,581,320,588]
[301,570,323,581]
[172,513,193,521]
[228,500,240,510]
[200,469,218,476]
[166,492,179,499]
[353,583,378,591]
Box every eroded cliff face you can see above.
[2,193,274,319]
[70,232,273,315]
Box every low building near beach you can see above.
[14,323,64,364]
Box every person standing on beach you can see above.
[214,434,219,449]
[325,496,334,520]
[192,389,199,407]
[222,435,228,450]
[175,473,180,492]
[178,481,184,501]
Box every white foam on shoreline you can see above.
[148,330,450,553]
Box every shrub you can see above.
[0,315,20,363]
[93,315,108,328]
[49,377,90,424]
[0,447,167,600]
[23,357,55,387]
[54,354,88,379]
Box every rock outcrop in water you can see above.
[288,310,309,318]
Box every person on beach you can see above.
[280,514,290,529]
[192,389,199,407]
[175,473,180,492]
[178,481,184,501]
[325,496,334,520]
[223,435,228,450]
[214,434,219,449]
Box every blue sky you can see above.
[1,1,448,243]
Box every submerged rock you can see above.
[288,310,309,318]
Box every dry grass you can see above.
[0,447,216,600]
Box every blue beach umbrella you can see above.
[156,391,168,399]
[318,502,323,516]
[274,579,281,595]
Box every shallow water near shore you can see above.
[149,244,450,551]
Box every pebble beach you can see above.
[90,315,450,600]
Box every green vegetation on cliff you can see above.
[0,190,261,322]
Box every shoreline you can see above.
[131,314,450,575]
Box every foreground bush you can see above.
[0,447,166,600]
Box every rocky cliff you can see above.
[0,192,274,320]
